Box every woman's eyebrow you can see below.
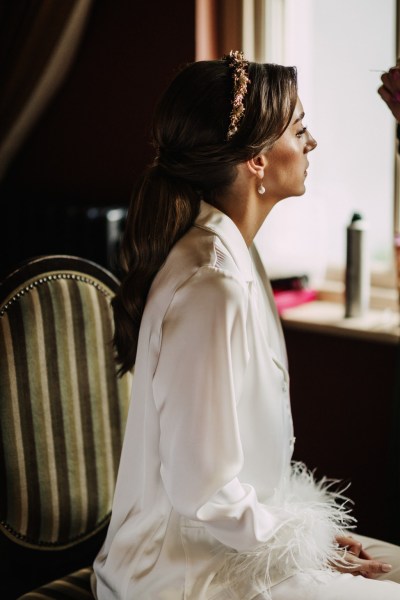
[293,111,305,124]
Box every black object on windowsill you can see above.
[270,275,309,292]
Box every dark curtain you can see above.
[0,0,93,180]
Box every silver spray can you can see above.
[345,212,369,318]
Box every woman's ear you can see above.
[246,154,267,178]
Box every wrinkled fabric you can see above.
[92,202,345,600]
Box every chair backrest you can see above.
[0,255,131,593]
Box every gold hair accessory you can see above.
[223,50,251,140]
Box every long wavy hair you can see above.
[113,59,297,374]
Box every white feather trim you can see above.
[217,462,356,593]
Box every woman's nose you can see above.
[305,131,317,152]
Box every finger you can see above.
[336,535,356,545]
[342,536,371,559]
[336,535,363,557]
[357,559,392,576]
[381,72,395,93]
[333,558,363,575]
[359,548,373,561]
[335,553,393,577]
[383,70,400,96]
[381,72,400,96]
[389,67,400,83]
[336,535,351,544]
[378,85,393,103]
[377,86,400,118]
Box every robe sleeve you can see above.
[152,265,353,583]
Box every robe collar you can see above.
[194,200,254,282]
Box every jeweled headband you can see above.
[223,50,251,140]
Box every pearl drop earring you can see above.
[258,169,265,195]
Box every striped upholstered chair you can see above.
[0,256,132,599]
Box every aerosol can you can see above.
[345,212,369,318]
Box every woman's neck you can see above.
[212,165,276,246]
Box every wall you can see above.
[0,0,195,276]
[284,325,400,544]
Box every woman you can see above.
[92,52,400,599]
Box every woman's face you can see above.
[264,98,317,201]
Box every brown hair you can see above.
[113,59,297,374]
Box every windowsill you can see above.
[280,287,400,344]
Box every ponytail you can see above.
[112,166,200,374]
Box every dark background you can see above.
[0,0,196,277]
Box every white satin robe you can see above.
[92,201,348,600]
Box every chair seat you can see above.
[18,566,94,599]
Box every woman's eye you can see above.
[296,126,308,138]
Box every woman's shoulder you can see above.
[161,225,245,287]
[145,226,248,320]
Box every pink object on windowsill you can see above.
[273,288,317,314]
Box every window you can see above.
[253,0,398,287]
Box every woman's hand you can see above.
[378,64,400,122]
[332,535,392,578]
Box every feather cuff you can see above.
[217,462,355,593]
